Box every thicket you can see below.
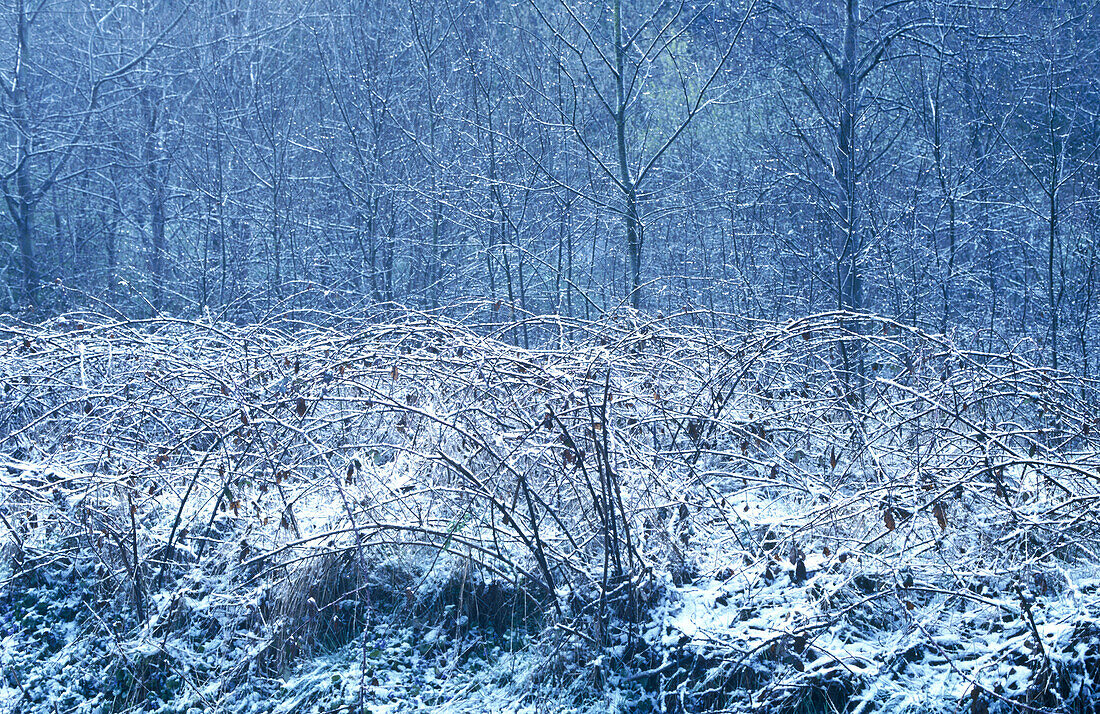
[2,309,1099,712]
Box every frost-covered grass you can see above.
[1,309,1099,713]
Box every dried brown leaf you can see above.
[933,501,947,531]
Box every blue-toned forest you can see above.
[2,1,1099,712]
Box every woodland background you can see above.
[5,4,1100,711]
[1,0,1098,371]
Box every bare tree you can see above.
[983,5,1100,370]
[767,0,929,314]
[530,0,754,309]
[0,0,186,307]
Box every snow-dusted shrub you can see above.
[2,309,1099,712]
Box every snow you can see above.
[1,312,1099,712]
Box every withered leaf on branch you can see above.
[933,501,947,531]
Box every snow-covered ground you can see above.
[1,311,1098,712]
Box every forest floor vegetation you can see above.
[1,309,1099,713]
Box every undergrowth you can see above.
[1,308,1099,712]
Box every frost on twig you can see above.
[0,309,1098,712]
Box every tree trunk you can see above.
[105,208,117,303]
[614,0,643,310]
[836,0,861,313]
[142,87,166,313]
[11,0,37,304]
[1048,71,1061,370]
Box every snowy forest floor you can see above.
[1,309,1099,713]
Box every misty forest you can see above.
[2,0,1100,712]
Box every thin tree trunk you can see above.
[142,87,166,313]
[614,0,643,310]
[10,0,37,304]
[836,0,861,313]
